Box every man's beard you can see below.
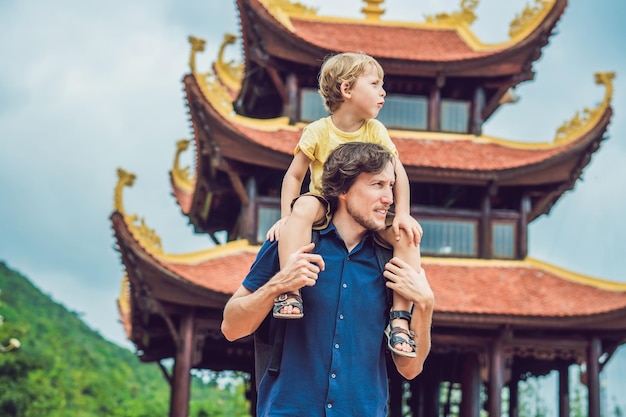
[345,200,387,232]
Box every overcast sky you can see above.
[1,0,625,410]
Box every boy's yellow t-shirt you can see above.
[295,117,398,195]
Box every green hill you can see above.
[0,261,250,417]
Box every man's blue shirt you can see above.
[243,223,390,417]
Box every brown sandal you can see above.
[385,310,417,357]
[273,292,304,319]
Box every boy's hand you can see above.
[266,216,289,242]
[392,213,423,246]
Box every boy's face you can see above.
[344,63,386,119]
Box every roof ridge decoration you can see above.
[424,0,477,27]
[187,36,294,130]
[361,0,385,21]
[554,71,615,144]
[171,139,195,193]
[214,33,243,92]
[261,0,557,51]
[259,0,318,31]
[114,168,164,256]
[509,0,551,38]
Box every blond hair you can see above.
[318,52,384,113]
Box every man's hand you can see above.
[383,257,433,308]
[391,213,423,247]
[271,242,325,294]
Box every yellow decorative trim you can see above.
[214,33,244,91]
[264,0,557,52]
[188,36,206,74]
[191,45,295,131]
[509,0,551,38]
[259,0,318,32]
[157,239,261,264]
[361,0,385,21]
[117,275,131,316]
[114,168,163,256]
[171,139,195,193]
[554,72,615,144]
[425,0,478,27]
[423,256,626,292]
[525,257,626,292]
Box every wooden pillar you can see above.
[488,337,504,417]
[518,194,530,258]
[472,87,485,136]
[509,376,519,417]
[408,377,423,417]
[480,186,493,259]
[389,372,403,417]
[428,83,441,132]
[460,353,481,417]
[558,362,570,417]
[170,309,195,417]
[587,337,601,417]
[284,73,298,124]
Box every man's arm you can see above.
[383,258,435,380]
[221,243,324,341]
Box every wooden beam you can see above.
[460,353,481,417]
[558,362,570,417]
[587,337,601,417]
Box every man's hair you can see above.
[318,52,384,114]
[321,142,394,212]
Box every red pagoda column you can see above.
[170,309,196,417]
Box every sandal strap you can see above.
[389,310,412,322]
[275,292,302,304]
[390,326,416,340]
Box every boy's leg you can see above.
[274,195,327,318]
[378,226,421,355]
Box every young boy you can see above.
[267,52,422,356]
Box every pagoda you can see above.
[110,1,626,416]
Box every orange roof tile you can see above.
[290,19,498,62]
[155,247,626,318]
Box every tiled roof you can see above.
[290,19,497,62]
[154,244,626,318]
[232,123,578,172]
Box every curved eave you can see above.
[111,211,240,308]
[170,171,194,215]
[111,227,626,330]
[186,71,612,188]
[240,0,566,78]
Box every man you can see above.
[221,142,434,416]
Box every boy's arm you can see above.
[267,152,312,241]
[281,152,311,217]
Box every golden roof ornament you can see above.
[188,35,206,74]
[214,33,243,91]
[171,139,195,193]
[259,0,317,31]
[362,0,385,21]
[509,0,552,38]
[425,0,478,27]
[114,168,164,255]
[554,72,615,144]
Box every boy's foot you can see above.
[273,292,304,319]
[385,310,417,357]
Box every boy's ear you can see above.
[340,81,351,98]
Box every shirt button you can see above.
[331,373,336,378]
[335,343,339,349]
[342,283,347,288]
[327,403,333,409]
[339,314,344,320]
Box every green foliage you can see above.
[0,261,251,417]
